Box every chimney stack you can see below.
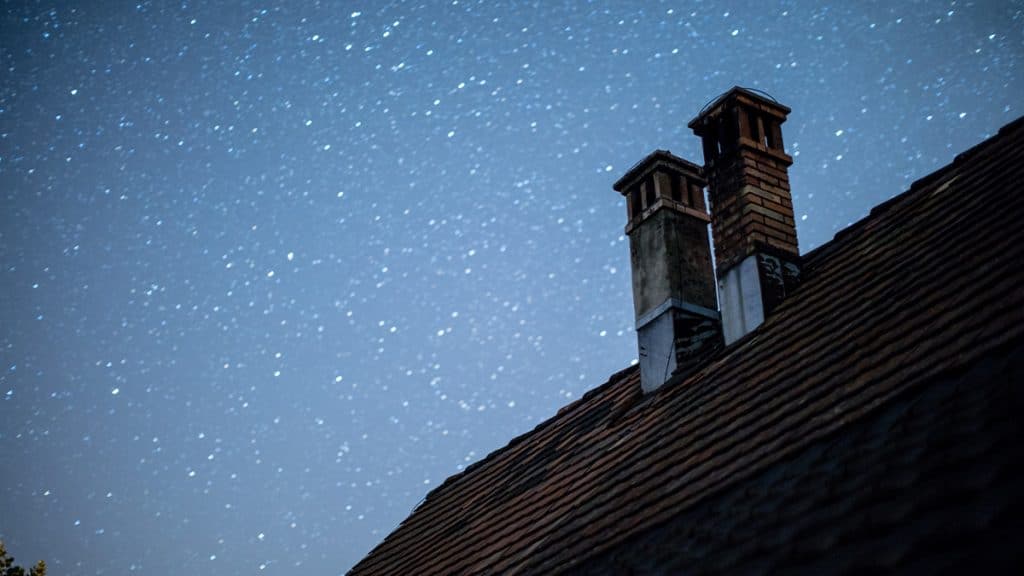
[689,87,801,344]
[614,151,722,393]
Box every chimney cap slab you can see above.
[688,86,791,133]
[613,149,704,193]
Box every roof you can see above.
[349,116,1024,575]
[570,327,1024,574]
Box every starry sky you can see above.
[0,0,1021,574]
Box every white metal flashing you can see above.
[718,255,765,345]
[637,308,678,393]
[635,298,720,330]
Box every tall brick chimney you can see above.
[688,87,801,344]
[614,150,722,393]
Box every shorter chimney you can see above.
[614,151,722,393]
[689,87,801,344]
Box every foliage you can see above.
[0,541,46,576]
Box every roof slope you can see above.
[349,117,1024,575]
[571,335,1024,574]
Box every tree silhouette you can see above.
[0,541,45,576]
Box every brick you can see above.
[760,199,795,218]
[765,236,799,254]
[745,188,783,205]
[751,221,797,244]
[762,213,797,233]
[757,163,790,181]
[741,203,783,223]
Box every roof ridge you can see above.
[413,365,638,503]
[351,365,640,573]
[802,115,1024,264]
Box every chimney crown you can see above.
[614,150,708,236]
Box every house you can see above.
[349,88,1024,575]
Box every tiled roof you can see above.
[349,116,1024,575]
[571,338,1024,574]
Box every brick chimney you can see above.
[614,150,722,393]
[688,87,801,344]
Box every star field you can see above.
[1,1,1021,573]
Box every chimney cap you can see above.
[613,149,704,194]
[687,86,791,133]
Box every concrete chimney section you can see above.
[689,87,801,344]
[614,151,722,393]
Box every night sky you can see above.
[1,1,1021,573]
